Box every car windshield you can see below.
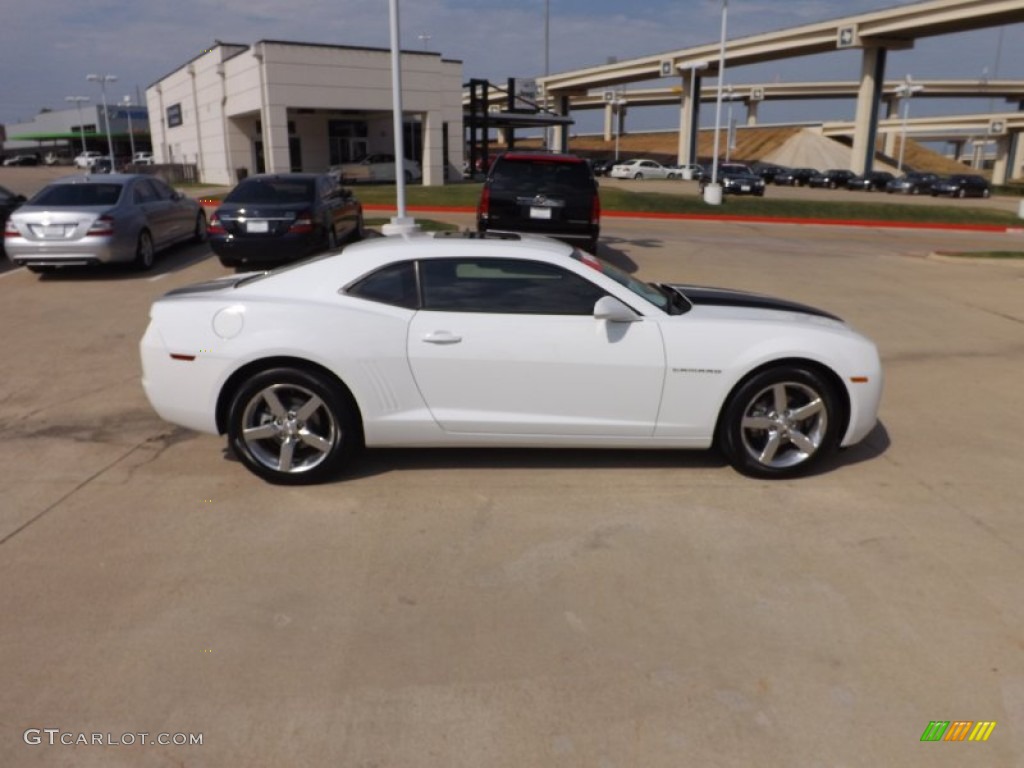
[30,183,123,207]
[225,179,315,204]
[570,250,680,313]
[490,159,592,192]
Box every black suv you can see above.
[477,152,600,253]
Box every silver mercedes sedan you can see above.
[4,174,206,273]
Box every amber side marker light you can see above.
[850,376,870,383]
[170,353,196,361]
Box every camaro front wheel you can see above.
[718,366,842,478]
[227,368,359,484]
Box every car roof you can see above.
[49,174,142,184]
[239,173,325,181]
[500,152,586,164]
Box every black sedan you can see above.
[808,169,857,189]
[0,184,27,257]
[930,174,991,199]
[773,168,818,186]
[847,171,895,192]
[701,163,765,196]
[750,162,787,183]
[885,172,940,195]
[208,173,364,269]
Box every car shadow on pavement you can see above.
[30,242,214,281]
[220,420,890,482]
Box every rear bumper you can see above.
[209,232,323,264]
[5,235,131,266]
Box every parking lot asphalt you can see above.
[1,179,1024,766]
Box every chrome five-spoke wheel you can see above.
[227,368,358,484]
[719,366,841,478]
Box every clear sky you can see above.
[2,0,1021,132]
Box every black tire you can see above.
[353,212,365,241]
[134,230,155,271]
[404,170,413,183]
[193,211,208,242]
[218,256,239,268]
[668,173,679,180]
[634,173,643,180]
[227,367,360,485]
[327,225,338,250]
[717,365,842,479]
[27,265,54,274]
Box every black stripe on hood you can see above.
[665,284,842,322]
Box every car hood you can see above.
[664,284,842,322]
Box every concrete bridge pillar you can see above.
[745,100,759,126]
[677,71,702,166]
[851,46,887,175]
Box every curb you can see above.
[361,203,1024,235]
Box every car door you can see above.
[406,257,666,437]
[150,178,193,242]
[131,179,174,247]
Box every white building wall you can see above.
[147,41,463,186]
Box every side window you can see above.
[133,181,157,205]
[148,179,175,200]
[420,258,607,315]
[347,261,418,309]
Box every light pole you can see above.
[64,96,90,154]
[87,74,118,171]
[705,0,729,205]
[122,95,137,162]
[382,0,417,235]
[894,76,923,172]
[417,33,431,50]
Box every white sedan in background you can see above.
[140,234,882,485]
[609,158,679,180]
[332,154,422,183]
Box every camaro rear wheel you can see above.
[227,368,358,485]
[718,366,841,478]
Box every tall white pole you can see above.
[705,0,728,205]
[123,96,137,162]
[384,0,417,234]
[65,96,90,153]
[544,0,550,149]
[88,74,118,172]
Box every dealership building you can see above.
[2,103,150,161]
[146,41,464,186]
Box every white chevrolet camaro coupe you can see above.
[140,233,883,484]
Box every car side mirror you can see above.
[594,296,640,323]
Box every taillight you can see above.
[477,186,490,219]
[4,220,18,238]
[208,214,226,236]
[289,211,314,234]
[592,193,601,225]
[85,215,114,236]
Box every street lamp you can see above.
[122,96,137,162]
[87,73,118,172]
[382,0,417,235]
[705,0,729,205]
[64,96,90,154]
[417,33,431,50]
[895,76,923,172]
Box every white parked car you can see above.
[609,158,678,180]
[74,151,106,169]
[132,151,155,165]
[332,154,422,183]
[140,234,883,484]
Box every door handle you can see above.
[422,331,462,345]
